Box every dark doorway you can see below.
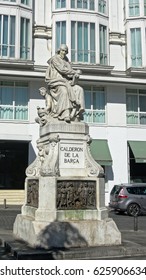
[0,141,28,189]
[129,146,146,183]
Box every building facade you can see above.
[0,0,146,204]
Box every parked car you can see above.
[109,183,146,216]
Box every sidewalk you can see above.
[0,206,146,259]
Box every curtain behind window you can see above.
[56,21,66,51]
[126,94,138,124]
[3,16,8,56]
[131,28,142,67]
[84,87,105,123]
[129,0,139,16]
[15,87,28,120]
[0,87,13,119]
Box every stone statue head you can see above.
[57,44,68,54]
[39,87,47,96]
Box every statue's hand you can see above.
[76,69,82,75]
[74,73,79,78]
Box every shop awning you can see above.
[90,139,112,166]
[128,141,146,163]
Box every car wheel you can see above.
[127,203,140,216]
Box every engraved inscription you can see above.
[57,180,96,210]
[59,143,84,168]
[27,179,39,208]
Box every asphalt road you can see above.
[0,205,146,232]
[108,210,146,260]
[109,209,146,231]
[0,206,21,230]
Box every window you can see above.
[126,89,146,125]
[71,0,95,10]
[144,0,146,16]
[0,0,16,2]
[139,187,146,194]
[99,24,107,65]
[126,187,137,194]
[71,21,95,63]
[83,86,106,123]
[130,28,142,67]
[98,0,107,14]
[56,0,66,8]
[0,15,15,58]
[129,0,139,16]
[20,17,30,59]
[127,186,146,195]
[21,0,30,5]
[0,141,28,189]
[56,21,66,51]
[110,185,122,195]
[0,81,29,120]
[0,4,32,61]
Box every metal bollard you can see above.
[134,214,138,231]
[4,198,7,209]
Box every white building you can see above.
[0,0,146,205]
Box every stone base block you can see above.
[13,214,121,249]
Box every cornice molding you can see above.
[71,63,114,75]
[0,59,34,70]
[126,67,146,77]
[109,32,126,46]
[33,25,52,39]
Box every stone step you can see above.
[4,239,146,260]
[0,190,25,205]
[5,240,54,260]
[0,245,16,260]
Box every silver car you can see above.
[109,183,146,216]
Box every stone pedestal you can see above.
[13,122,121,248]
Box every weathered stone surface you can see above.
[26,122,104,178]
[13,215,121,248]
[13,175,121,248]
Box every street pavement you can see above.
[0,205,146,259]
[0,205,21,259]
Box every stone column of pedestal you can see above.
[35,176,57,222]
[96,177,108,220]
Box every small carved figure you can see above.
[67,183,74,207]
[39,87,52,114]
[35,106,48,126]
[59,185,67,207]
[87,184,96,206]
[78,183,86,207]
[27,180,39,208]
[38,144,45,163]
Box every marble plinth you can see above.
[13,122,121,248]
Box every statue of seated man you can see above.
[44,44,85,122]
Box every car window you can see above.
[126,186,146,195]
[138,187,146,195]
[111,185,122,195]
[126,187,137,194]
